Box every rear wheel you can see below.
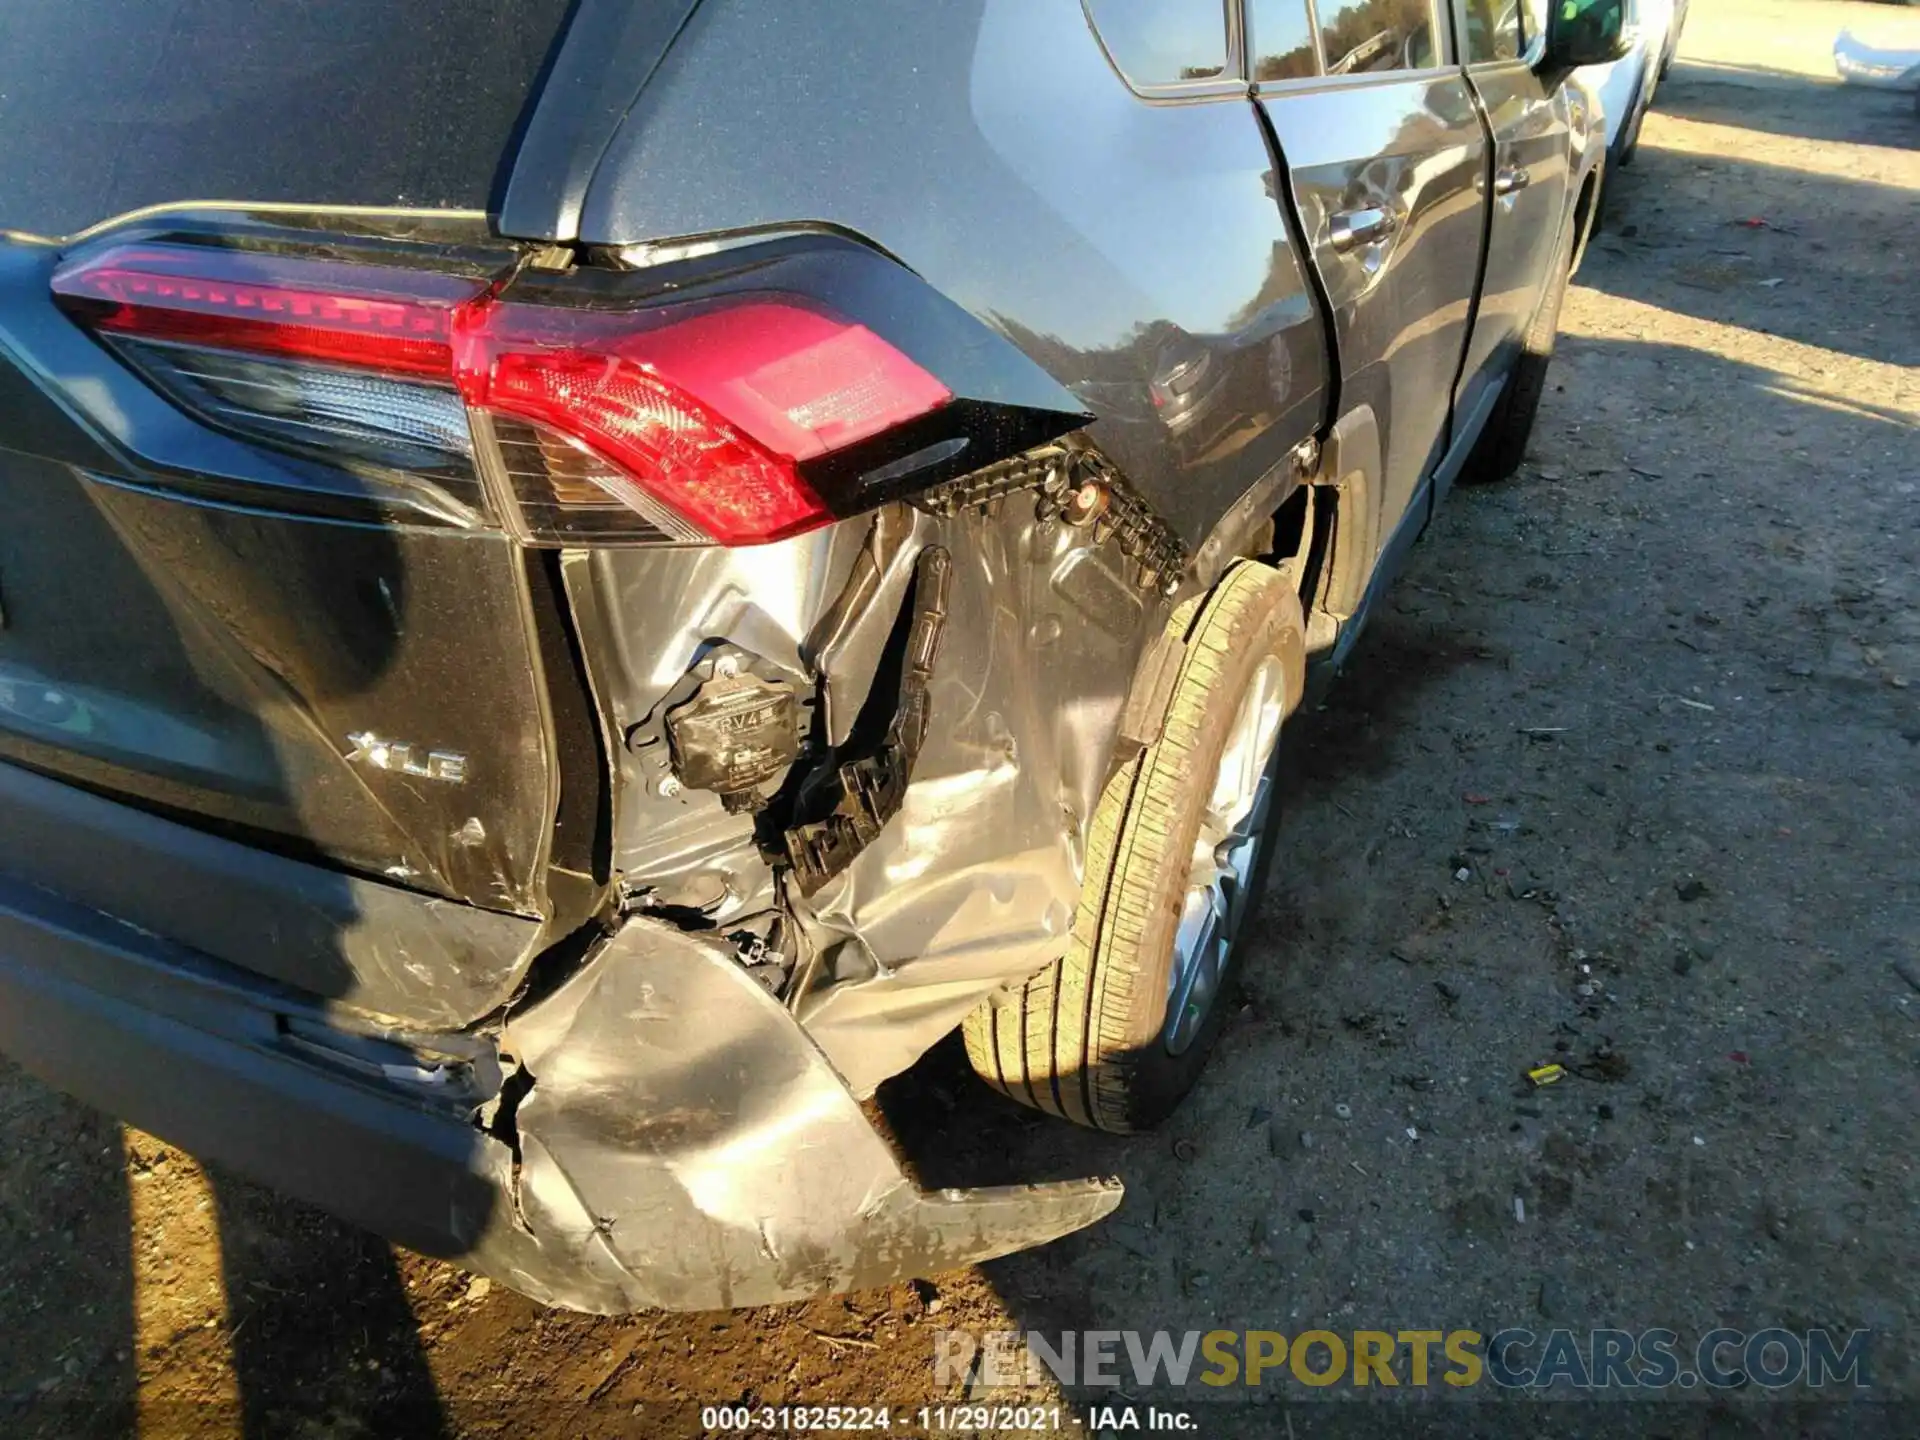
[1461,204,1579,484]
[962,561,1304,1132]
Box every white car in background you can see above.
[1834,28,1920,112]
[1581,0,1689,170]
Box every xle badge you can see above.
[346,732,468,784]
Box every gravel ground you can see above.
[3,2,1915,1436]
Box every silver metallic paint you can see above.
[569,480,1176,1099]
[553,0,1327,551]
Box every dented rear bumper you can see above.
[0,878,1119,1312]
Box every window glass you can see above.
[1250,0,1319,80]
[1317,0,1439,74]
[1461,0,1523,62]
[1086,0,1231,85]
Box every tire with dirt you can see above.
[1461,200,1579,484]
[962,561,1305,1132]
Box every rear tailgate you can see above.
[0,0,574,242]
[0,227,571,1022]
[0,1,584,1024]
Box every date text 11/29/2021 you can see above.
[699,1404,1193,1432]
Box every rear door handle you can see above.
[1329,206,1398,251]
[1494,165,1532,196]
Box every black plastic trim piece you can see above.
[523,549,613,893]
[779,547,951,894]
[797,400,1083,517]
[0,870,509,1260]
[494,0,708,243]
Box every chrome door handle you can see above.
[1329,206,1398,251]
[1494,165,1532,196]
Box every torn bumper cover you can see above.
[0,880,1119,1313]
[492,917,1120,1310]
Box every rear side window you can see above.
[1317,0,1441,73]
[0,0,576,238]
[1086,0,1232,86]
[1250,0,1319,79]
[1461,0,1524,61]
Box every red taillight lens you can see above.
[52,244,482,377]
[453,298,950,545]
[52,242,954,545]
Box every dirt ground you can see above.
[3,1,1915,1436]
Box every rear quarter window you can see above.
[1085,0,1233,88]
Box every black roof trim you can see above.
[496,0,707,242]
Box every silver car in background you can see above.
[1581,0,1687,170]
[1835,27,1920,110]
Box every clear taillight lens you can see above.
[52,240,954,546]
[115,340,477,481]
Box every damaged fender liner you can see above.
[0,871,1119,1314]
[769,436,1192,898]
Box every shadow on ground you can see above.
[1585,81,1918,367]
[905,301,1917,1432]
[1660,61,1919,147]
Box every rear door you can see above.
[0,1,584,1015]
[1251,0,1490,550]
[1448,0,1574,485]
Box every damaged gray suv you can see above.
[0,0,1622,1310]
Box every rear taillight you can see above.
[54,244,486,510]
[52,240,956,546]
[51,244,478,374]
[457,297,949,545]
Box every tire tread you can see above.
[962,565,1300,1131]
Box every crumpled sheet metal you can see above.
[479,915,1121,1313]
[794,496,1169,1096]
[573,525,871,921]
[576,489,1172,1099]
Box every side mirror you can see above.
[1537,0,1630,72]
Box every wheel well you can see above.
[1268,475,1368,657]
[1262,406,1380,656]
